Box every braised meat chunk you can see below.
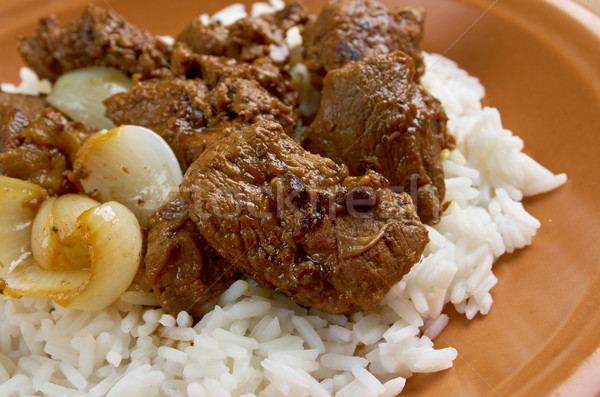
[103,78,214,169]
[104,56,298,169]
[0,105,28,152]
[177,2,310,65]
[0,104,94,195]
[182,120,428,314]
[145,195,240,317]
[170,47,298,110]
[0,92,47,120]
[17,4,171,81]
[301,51,450,224]
[303,0,425,83]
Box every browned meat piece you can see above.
[0,105,95,195]
[303,0,425,85]
[103,78,210,132]
[177,2,310,65]
[0,106,29,152]
[177,20,228,58]
[301,51,450,224]
[181,120,428,314]
[104,61,298,169]
[0,144,69,194]
[17,4,171,81]
[169,124,234,169]
[103,78,211,169]
[145,195,240,317]
[268,2,312,30]
[18,108,94,163]
[205,76,297,131]
[170,45,298,107]
[0,92,47,120]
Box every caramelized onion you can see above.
[0,175,48,273]
[31,194,98,271]
[0,188,143,311]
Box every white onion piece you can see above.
[31,194,98,271]
[1,196,143,311]
[74,125,183,227]
[0,176,48,273]
[64,200,143,309]
[47,67,131,129]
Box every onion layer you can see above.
[0,189,143,311]
[0,175,48,273]
[74,125,183,227]
[31,194,98,271]
[47,67,131,129]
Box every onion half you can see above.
[47,67,132,129]
[0,184,143,311]
[74,125,183,227]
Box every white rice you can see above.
[0,7,567,396]
[0,68,51,95]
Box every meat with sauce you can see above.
[103,78,213,170]
[104,55,298,169]
[177,2,310,65]
[0,91,47,120]
[181,120,429,314]
[145,195,240,317]
[0,101,95,195]
[169,45,298,109]
[302,0,425,86]
[301,51,451,224]
[17,4,171,81]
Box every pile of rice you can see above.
[0,4,566,397]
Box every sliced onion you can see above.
[0,175,48,273]
[1,194,143,311]
[47,67,131,129]
[74,125,183,227]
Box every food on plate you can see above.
[301,50,451,224]
[0,0,567,395]
[182,120,428,313]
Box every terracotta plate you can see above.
[1,0,599,395]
